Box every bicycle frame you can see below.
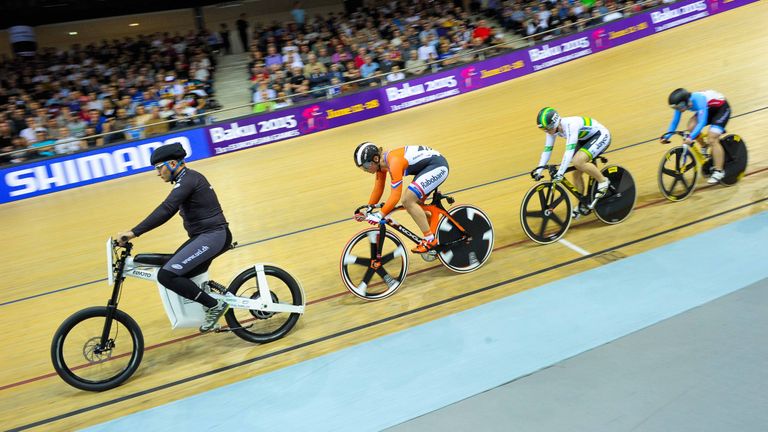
[537,164,599,210]
[662,130,708,172]
[105,238,305,329]
[367,192,470,258]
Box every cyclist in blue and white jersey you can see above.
[661,88,731,184]
[534,107,611,217]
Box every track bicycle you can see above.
[340,191,494,301]
[658,130,748,201]
[520,157,637,244]
[51,238,305,392]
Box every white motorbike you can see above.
[51,238,305,391]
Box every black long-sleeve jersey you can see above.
[132,168,228,238]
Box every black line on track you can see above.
[11,196,767,432]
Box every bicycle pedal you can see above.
[420,250,439,262]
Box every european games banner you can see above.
[381,51,531,112]
[0,129,210,203]
[1,0,757,203]
[205,91,386,155]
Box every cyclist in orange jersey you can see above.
[354,142,449,254]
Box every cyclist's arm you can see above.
[665,110,682,138]
[380,158,407,216]
[367,170,386,205]
[132,181,192,236]
[688,94,709,139]
[556,123,580,177]
[536,133,556,173]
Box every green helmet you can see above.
[536,107,560,131]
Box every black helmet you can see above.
[150,143,187,165]
[536,107,560,131]
[668,88,691,109]
[353,142,380,168]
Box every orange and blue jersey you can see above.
[368,146,442,216]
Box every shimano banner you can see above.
[0,130,210,203]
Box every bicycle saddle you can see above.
[133,254,174,266]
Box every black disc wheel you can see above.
[435,205,494,273]
[51,306,144,392]
[340,228,408,300]
[720,134,748,185]
[658,146,698,201]
[594,165,636,224]
[520,182,572,244]
[224,265,304,343]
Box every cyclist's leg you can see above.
[157,227,231,308]
[578,130,612,197]
[570,152,590,194]
[406,157,449,250]
[707,103,731,173]
[574,130,610,183]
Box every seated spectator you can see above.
[332,44,353,64]
[405,50,428,75]
[417,37,438,61]
[54,126,85,155]
[327,63,345,83]
[316,46,333,68]
[360,55,380,78]
[272,92,293,110]
[303,53,328,76]
[252,81,276,104]
[472,19,493,42]
[603,4,624,22]
[19,117,40,144]
[29,129,57,157]
[308,65,330,96]
[287,66,308,94]
[133,105,153,128]
[291,84,313,104]
[252,89,275,113]
[326,77,343,98]
[8,136,30,164]
[143,106,170,137]
[385,65,406,83]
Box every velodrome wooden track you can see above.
[2,3,767,430]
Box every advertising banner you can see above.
[527,33,594,72]
[0,129,210,203]
[205,91,386,155]
[648,0,710,33]
[710,0,758,13]
[589,14,654,52]
[381,51,531,113]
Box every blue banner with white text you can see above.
[0,129,211,203]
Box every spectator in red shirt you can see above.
[472,19,492,42]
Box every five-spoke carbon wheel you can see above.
[340,228,408,300]
[520,182,573,244]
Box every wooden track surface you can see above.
[1,3,767,430]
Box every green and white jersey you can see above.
[537,116,609,177]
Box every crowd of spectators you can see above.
[245,0,512,112]
[0,0,667,165]
[244,0,661,112]
[0,30,219,165]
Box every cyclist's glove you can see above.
[366,212,386,225]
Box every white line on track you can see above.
[558,238,591,256]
